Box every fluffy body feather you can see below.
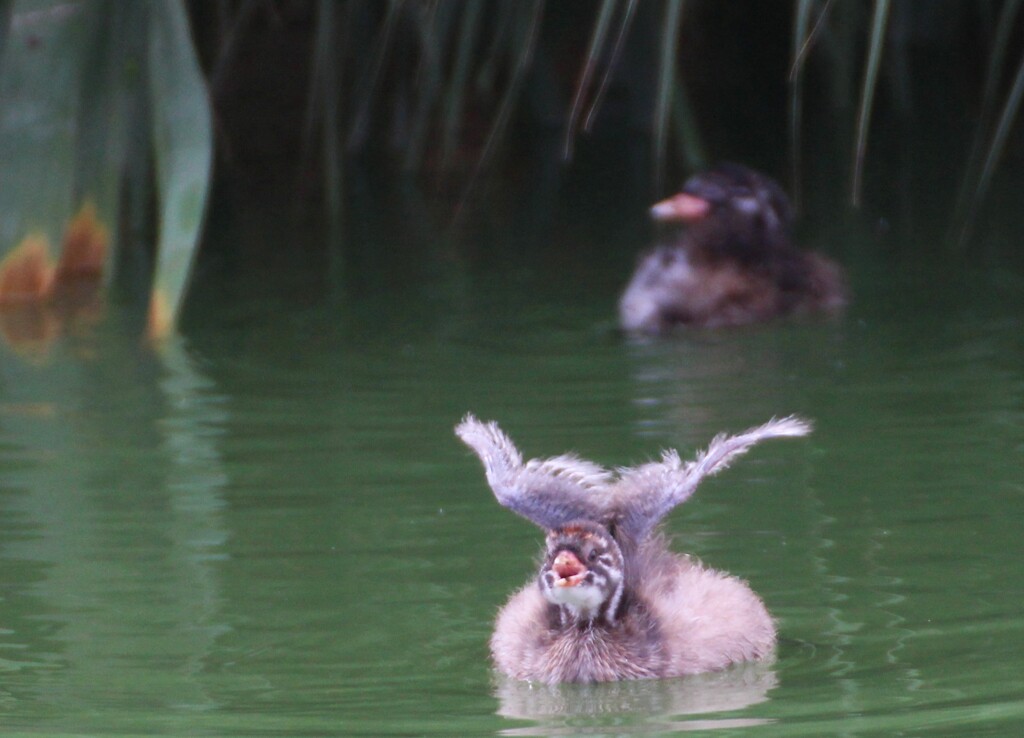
[492,540,775,682]
[455,414,810,684]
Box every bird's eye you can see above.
[588,550,598,563]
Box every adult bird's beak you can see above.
[650,192,711,223]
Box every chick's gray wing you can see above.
[456,415,612,530]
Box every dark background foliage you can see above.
[184,0,1024,270]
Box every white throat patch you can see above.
[543,580,606,618]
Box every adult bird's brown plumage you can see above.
[619,163,845,333]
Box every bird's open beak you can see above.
[650,192,711,223]
[552,550,587,587]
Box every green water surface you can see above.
[0,216,1021,736]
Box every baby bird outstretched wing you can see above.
[615,416,811,541]
[456,414,612,530]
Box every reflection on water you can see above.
[0,210,1019,734]
[495,663,777,735]
[0,329,230,728]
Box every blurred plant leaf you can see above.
[582,0,637,134]
[789,0,833,210]
[789,0,812,210]
[564,0,617,160]
[0,0,110,360]
[307,0,346,235]
[146,0,212,340]
[0,0,210,350]
[953,48,1024,248]
[453,0,545,221]
[346,0,404,154]
[670,75,703,173]
[74,0,146,284]
[403,2,455,173]
[951,0,1023,243]
[0,0,82,259]
[653,0,683,193]
[439,0,484,173]
[850,0,889,207]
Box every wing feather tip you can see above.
[762,415,813,438]
[454,412,482,435]
[455,412,500,447]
